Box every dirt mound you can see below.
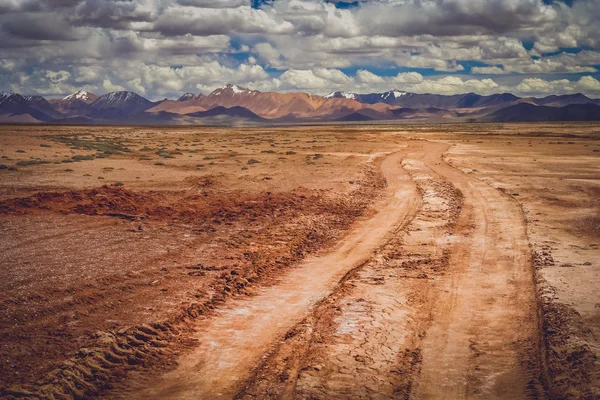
[0,186,159,217]
[0,185,333,225]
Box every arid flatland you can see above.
[0,123,599,399]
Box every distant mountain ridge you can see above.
[486,103,600,122]
[1,85,599,125]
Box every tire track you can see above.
[124,149,421,400]
[411,143,545,399]
[237,141,545,400]
[237,141,462,399]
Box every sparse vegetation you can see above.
[0,123,598,400]
[16,160,50,166]
[50,135,132,156]
[72,154,95,161]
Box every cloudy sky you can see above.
[1,0,599,99]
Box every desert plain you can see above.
[0,123,598,399]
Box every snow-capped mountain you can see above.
[0,92,56,121]
[92,91,150,108]
[320,89,523,108]
[199,84,270,112]
[49,91,99,116]
[23,95,64,119]
[0,91,23,106]
[62,90,98,104]
[324,91,356,100]
[178,92,205,102]
[324,89,409,105]
[383,90,407,100]
[90,91,153,115]
[208,84,260,98]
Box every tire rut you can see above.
[237,142,463,399]
[237,141,545,400]
[119,149,421,400]
[411,143,545,399]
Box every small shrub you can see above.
[16,160,49,166]
[72,154,95,161]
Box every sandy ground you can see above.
[0,123,598,399]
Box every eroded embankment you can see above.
[529,229,599,399]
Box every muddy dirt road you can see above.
[413,145,543,399]
[117,141,544,399]
[127,150,420,399]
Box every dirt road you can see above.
[413,145,543,399]
[127,150,421,399]
[116,140,544,400]
[3,125,598,400]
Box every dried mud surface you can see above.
[0,123,598,399]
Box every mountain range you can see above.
[1,85,599,125]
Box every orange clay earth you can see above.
[0,123,598,399]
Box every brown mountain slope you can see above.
[49,91,99,116]
[147,99,206,114]
[193,84,365,119]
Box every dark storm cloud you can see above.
[177,0,250,7]
[0,0,83,13]
[70,0,158,29]
[358,0,557,37]
[2,12,84,41]
[0,0,42,12]
[153,6,292,37]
